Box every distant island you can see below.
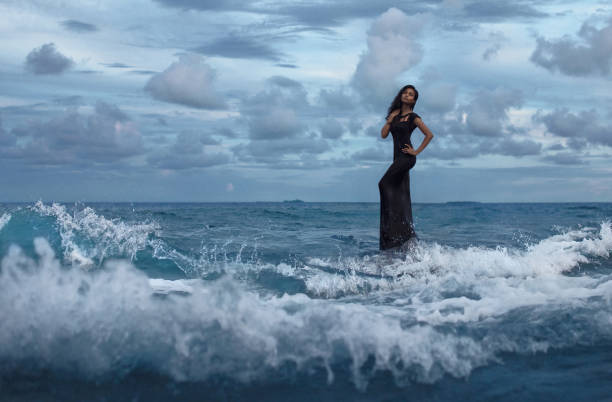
[282,199,305,203]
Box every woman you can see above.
[379,85,434,250]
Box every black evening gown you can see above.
[379,112,419,250]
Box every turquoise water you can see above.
[1,201,611,401]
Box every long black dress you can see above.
[379,112,419,250]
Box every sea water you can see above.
[1,201,611,401]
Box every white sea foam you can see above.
[0,213,11,231]
[144,221,612,324]
[297,222,612,331]
[15,203,612,372]
[0,238,540,388]
[149,278,198,294]
[302,222,612,297]
[1,237,611,390]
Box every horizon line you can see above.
[2,200,612,204]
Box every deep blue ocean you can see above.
[1,201,612,401]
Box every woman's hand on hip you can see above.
[401,144,418,155]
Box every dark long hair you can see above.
[386,85,419,119]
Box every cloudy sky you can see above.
[0,0,611,202]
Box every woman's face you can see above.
[401,88,416,105]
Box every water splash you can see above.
[2,237,611,390]
[31,201,159,267]
[302,222,612,298]
[0,213,11,232]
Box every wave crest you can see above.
[0,238,553,389]
[31,201,159,267]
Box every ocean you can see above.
[1,201,611,401]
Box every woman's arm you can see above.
[380,110,400,139]
[402,117,434,155]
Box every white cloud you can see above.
[351,8,426,108]
[463,87,523,137]
[144,54,226,109]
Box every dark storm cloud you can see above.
[347,119,367,136]
[418,83,457,114]
[463,88,523,137]
[567,137,589,151]
[147,131,229,170]
[317,87,357,112]
[546,143,566,151]
[423,138,482,160]
[482,43,502,60]
[276,63,298,68]
[245,135,328,158]
[1,102,47,117]
[441,21,478,32]
[232,134,329,165]
[94,101,129,122]
[145,54,226,109]
[268,155,347,170]
[542,152,586,165]
[217,127,240,138]
[193,34,285,61]
[272,0,550,29]
[462,1,548,21]
[100,62,133,68]
[420,124,487,160]
[268,1,429,28]
[142,114,168,126]
[411,165,612,203]
[426,135,541,160]
[52,95,85,106]
[154,0,548,30]
[530,16,612,76]
[0,115,16,146]
[267,75,303,88]
[482,137,542,156]
[60,20,98,33]
[482,31,507,61]
[24,43,74,75]
[319,117,345,139]
[148,151,229,170]
[364,125,380,138]
[534,108,612,147]
[351,145,387,162]
[152,0,246,11]
[130,70,157,75]
[152,0,429,28]
[4,101,143,166]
